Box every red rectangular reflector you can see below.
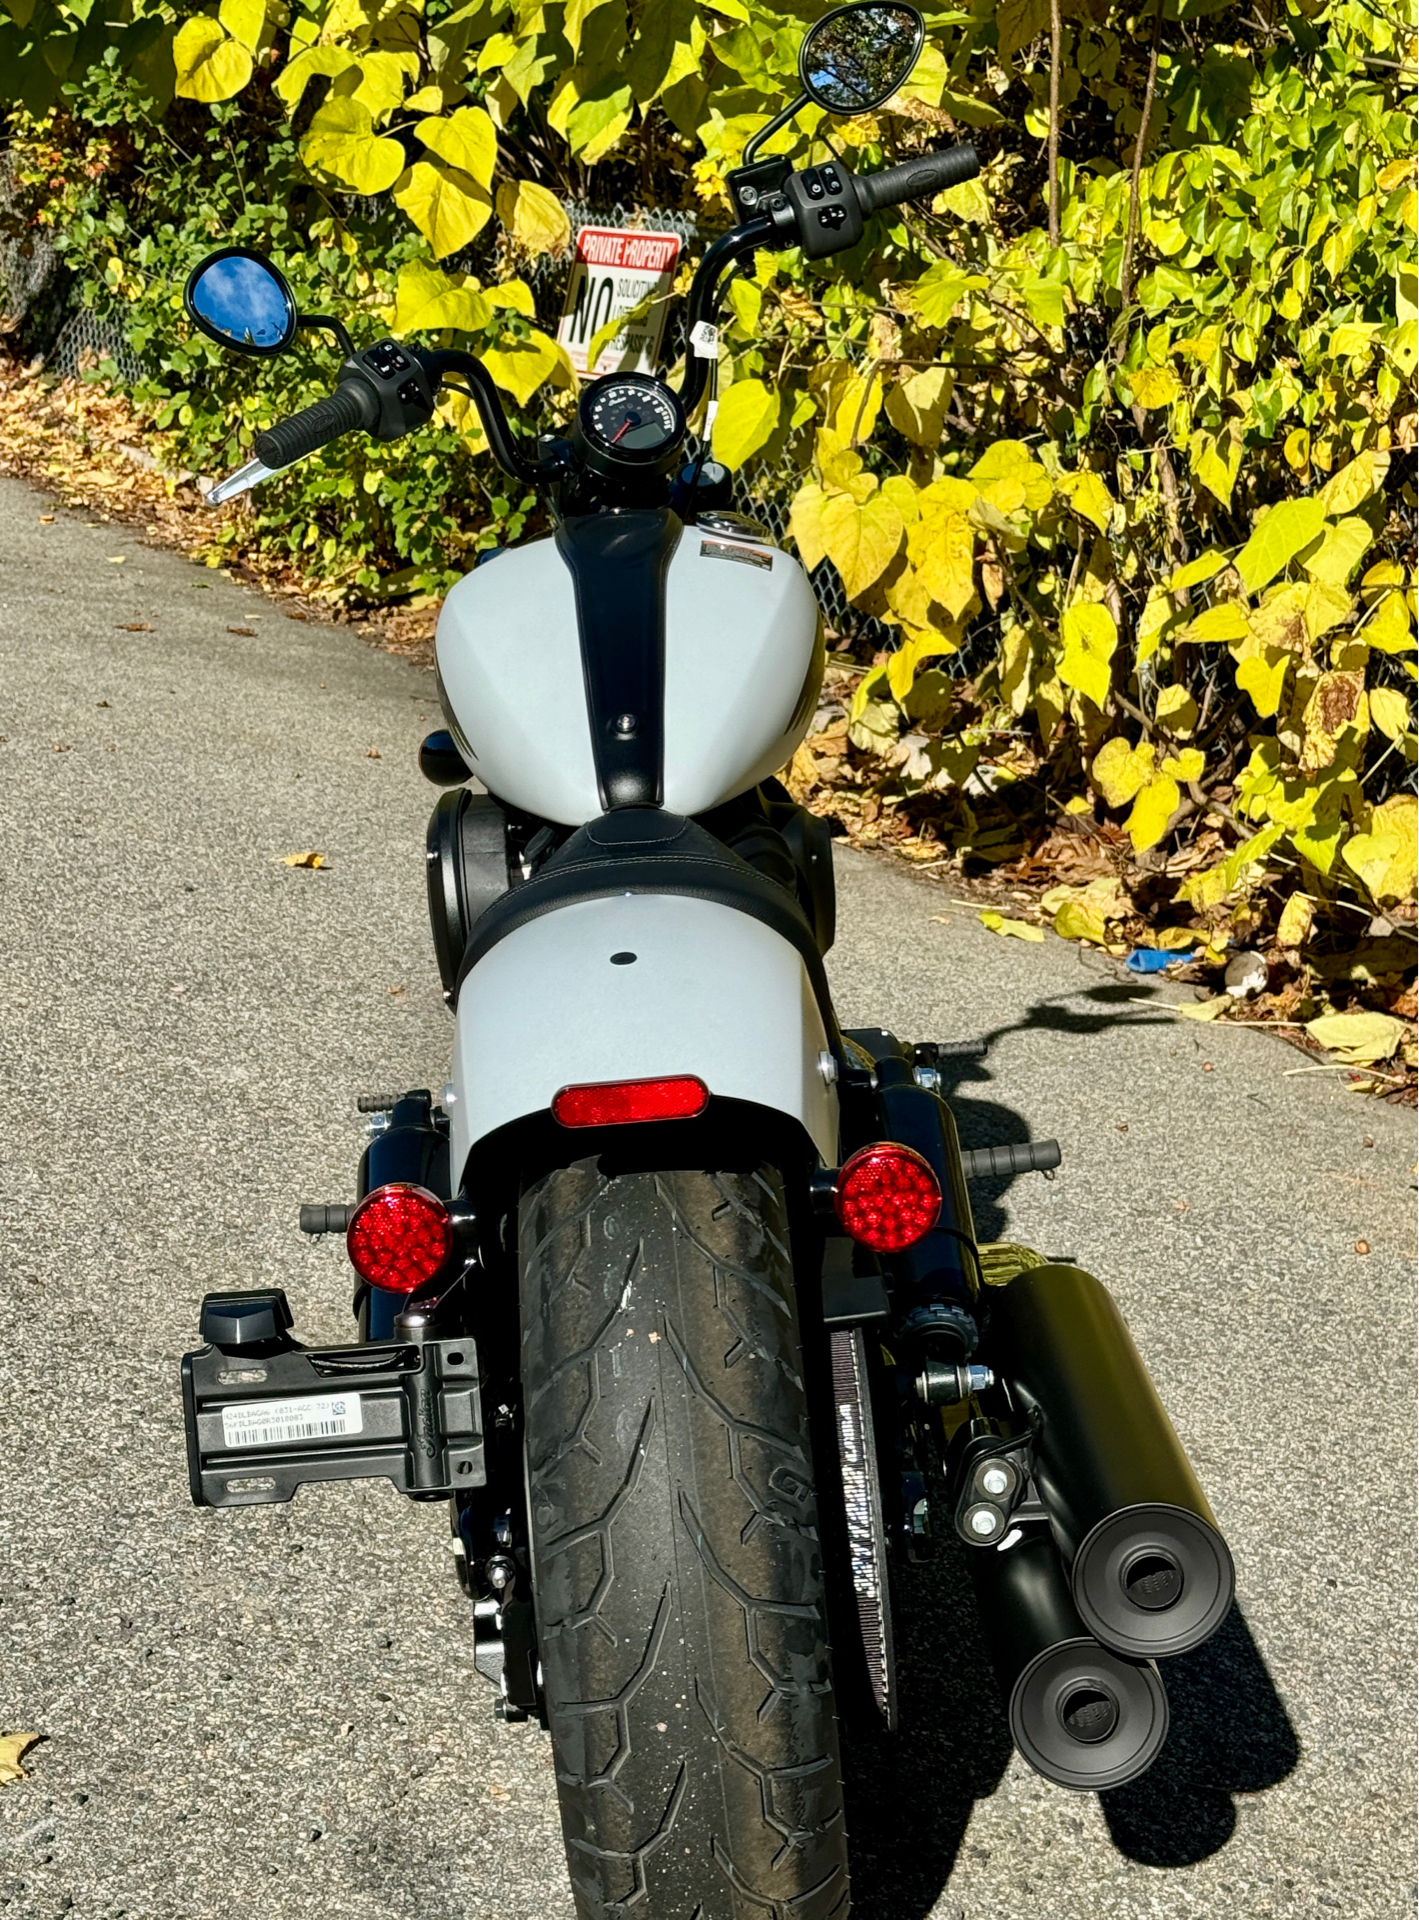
[552,1076,709,1128]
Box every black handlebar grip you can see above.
[254,378,380,470]
[854,144,981,214]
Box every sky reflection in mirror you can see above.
[191,255,294,350]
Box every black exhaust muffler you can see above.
[988,1264,1234,1660]
[970,1526,1169,1791]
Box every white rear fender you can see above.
[447,893,838,1171]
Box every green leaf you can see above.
[909,262,984,327]
[1166,549,1227,593]
[172,16,252,102]
[1302,517,1373,589]
[1058,602,1117,710]
[1057,470,1113,535]
[884,367,952,447]
[1127,774,1181,852]
[997,0,1050,60]
[274,45,354,108]
[417,106,498,189]
[712,379,781,469]
[820,489,906,600]
[566,82,633,161]
[1014,278,1066,329]
[390,259,491,334]
[1185,602,1250,642]
[1093,736,1154,806]
[218,0,266,54]
[303,97,407,195]
[496,178,571,254]
[1234,496,1328,595]
[393,159,493,257]
[483,329,569,405]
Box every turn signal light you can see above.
[346,1183,452,1293]
[836,1143,941,1252]
[552,1075,709,1128]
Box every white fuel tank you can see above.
[435,521,823,825]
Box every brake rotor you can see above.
[830,1324,898,1729]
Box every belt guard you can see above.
[181,1288,485,1509]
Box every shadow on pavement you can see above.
[937,982,1175,1244]
[839,1532,1013,1920]
[1099,1603,1299,1865]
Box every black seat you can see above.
[453,807,837,1040]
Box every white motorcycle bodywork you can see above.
[436,522,823,825]
[434,517,838,1167]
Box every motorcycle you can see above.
[178,5,1235,1913]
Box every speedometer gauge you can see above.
[575,372,686,479]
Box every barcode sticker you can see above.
[221,1393,363,1449]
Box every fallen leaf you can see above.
[1054,899,1107,943]
[1276,893,1314,949]
[0,1733,40,1785]
[366,747,382,759]
[1355,1240,1370,1255]
[227,625,256,636]
[282,851,327,869]
[1175,997,1229,1020]
[117,622,152,631]
[38,514,54,523]
[979,910,1045,942]
[1304,1010,1407,1064]
[107,555,125,564]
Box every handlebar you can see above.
[210,142,984,500]
[254,380,379,469]
[854,144,979,213]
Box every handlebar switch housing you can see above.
[339,338,437,443]
[724,156,793,219]
[774,165,866,260]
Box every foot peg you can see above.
[182,1288,485,1509]
[299,1204,352,1235]
[959,1140,1061,1181]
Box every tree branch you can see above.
[1120,0,1165,312]
[1047,0,1062,248]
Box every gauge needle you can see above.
[609,414,639,446]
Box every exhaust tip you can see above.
[1122,1549,1184,1613]
[1058,1683,1119,1745]
[1073,1504,1235,1659]
[1012,1641,1168,1791]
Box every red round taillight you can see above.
[835,1144,941,1252]
[346,1183,452,1293]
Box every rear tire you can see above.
[519,1159,850,1920]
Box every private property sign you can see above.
[556,227,681,378]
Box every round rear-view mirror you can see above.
[184,248,298,357]
[799,2,926,115]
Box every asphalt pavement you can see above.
[0,472,1413,1920]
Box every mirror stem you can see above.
[741,91,809,168]
[299,314,357,359]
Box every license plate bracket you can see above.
[181,1290,484,1508]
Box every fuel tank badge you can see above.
[699,538,772,570]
